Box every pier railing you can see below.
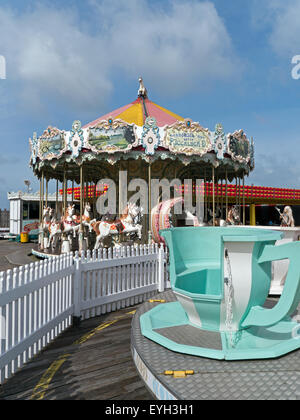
[0,244,168,384]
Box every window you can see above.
[29,202,39,220]
[23,202,29,220]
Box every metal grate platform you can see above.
[131,290,300,400]
[155,325,222,350]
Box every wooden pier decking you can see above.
[0,306,153,400]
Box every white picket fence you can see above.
[0,244,168,384]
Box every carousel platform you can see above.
[31,248,61,259]
[131,290,300,400]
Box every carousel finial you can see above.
[138,77,148,99]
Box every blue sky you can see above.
[0,0,300,208]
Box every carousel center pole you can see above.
[45,178,48,208]
[238,176,241,222]
[39,175,42,250]
[63,165,67,216]
[204,169,207,223]
[220,177,224,220]
[39,176,42,225]
[148,161,152,244]
[243,173,246,225]
[40,170,45,251]
[225,170,228,222]
[212,166,215,226]
[56,180,59,216]
[79,165,85,254]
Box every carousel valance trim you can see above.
[30,118,254,171]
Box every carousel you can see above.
[29,78,255,256]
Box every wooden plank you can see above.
[0,306,153,400]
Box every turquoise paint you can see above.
[140,227,300,360]
[140,302,225,360]
[242,241,300,328]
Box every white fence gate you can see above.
[0,244,168,384]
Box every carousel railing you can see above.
[0,244,168,384]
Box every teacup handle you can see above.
[242,241,300,328]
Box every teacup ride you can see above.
[140,227,300,360]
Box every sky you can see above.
[0,0,300,208]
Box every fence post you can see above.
[158,245,165,293]
[73,252,81,326]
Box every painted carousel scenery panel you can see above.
[228,130,251,163]
[164,121,212,156]
[38,127,67,160]
[88,125,137,153]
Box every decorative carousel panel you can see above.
[227,130,251,163]
[213,123,227,160]
[163,119,212,156]
[37,127,67,161]
[67,120,84,158]
[87,118,139,154]
[141,117,161,155]
[29,132,38,165]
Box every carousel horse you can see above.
[226,205,241,225]
[276,206,295,227]
[62,204,80,239]
[91,203,143,250]
[47,208,62,251]
[208,207,227,226]
[82,203,96,232]
[40,206,52,234]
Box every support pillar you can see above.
[250,204,256,226]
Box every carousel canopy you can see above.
[84,97,185,128]
[29,78,255,183]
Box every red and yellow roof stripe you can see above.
[83,97,185,128]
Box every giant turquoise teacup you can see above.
[160,227,300,334]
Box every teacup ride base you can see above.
[140,227,300,360]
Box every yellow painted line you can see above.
[30,309,136,400]
[31,354,71,400]
[73,319,118,345]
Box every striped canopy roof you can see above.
[83,97,185,128]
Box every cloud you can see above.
[91,0,239,94]
[251,0,300,57]
[0,4,113,113]
[0,0,239,113]
[248,153,300,188]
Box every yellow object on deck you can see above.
[20,232,29,243]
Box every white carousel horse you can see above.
[276,206,295,227]
[62,204,80,238]
[226,205,241,226]
[47,208,62,251]
[82,203,96,232]
[40,206,52,234]
[91,203,143,250]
